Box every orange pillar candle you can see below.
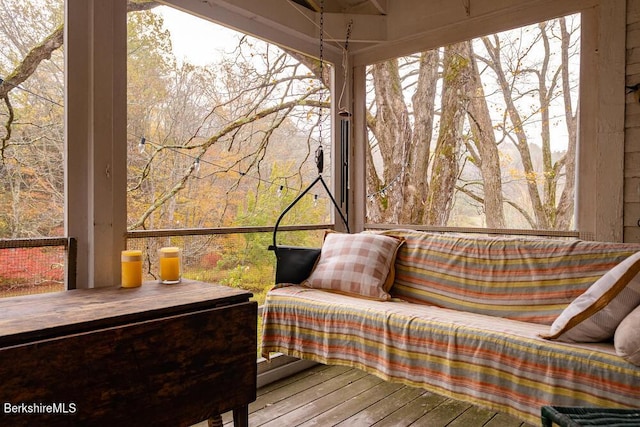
[159,247,181,284]
[121,250,143,288]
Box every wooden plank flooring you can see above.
[216,364,536,426]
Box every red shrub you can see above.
[0,247,65,283]
[201,252,221,268]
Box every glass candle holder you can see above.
[158,247,181,284]
[121,250,143,288]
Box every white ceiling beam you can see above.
[159,0,334,60]
[160,0,385,60]
[353,0,597,65]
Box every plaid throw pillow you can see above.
[542,251,640,342]
[303,232,404,300]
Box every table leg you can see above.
[233,406,249,427]
[208,414,223,427]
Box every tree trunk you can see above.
[555,17,577,230]
[402,50,439,224]
[465,41,505,228]
[482,35,548,229]
[368,60,413,223]
[537,22,558,228]
[425,43,472,226]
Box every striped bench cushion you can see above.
[377,230,640,325]
[261,286,640,425]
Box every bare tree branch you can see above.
[0,1,159,99]
[1,95,13,160]
[0,25,62,99]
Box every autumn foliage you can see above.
[0,247,65,297]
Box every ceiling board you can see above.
[290,0,386,15]
[164,0,590,65]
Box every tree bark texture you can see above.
[465,41,505,228]
[425,43,472,226]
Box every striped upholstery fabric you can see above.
[261,286,640,425]
[261,231,640,423]
[379,230,640,325]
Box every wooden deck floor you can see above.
[217,364,537,426]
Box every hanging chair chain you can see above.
[344,19,352,52]
[319,0,324,73]
[316,0,325,175]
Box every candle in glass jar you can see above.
[121,250,143,288]
[159,247,181,284]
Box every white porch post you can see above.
[65,0,128,288]
[576,0,627,242]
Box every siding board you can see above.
[625,0,640,241]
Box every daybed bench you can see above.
[261,229,640,424]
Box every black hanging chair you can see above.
[268,146,349,284]
[269,0,350,285]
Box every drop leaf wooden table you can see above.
[0,279,257,426]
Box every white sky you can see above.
[155,5,242,66]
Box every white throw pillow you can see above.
[615,304,640,366]
[541,251,640,342]
[303,232,404,301]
